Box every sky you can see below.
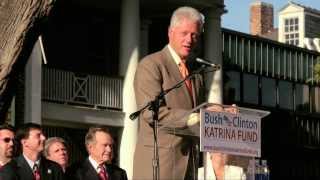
[222,0,320,34]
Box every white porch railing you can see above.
[42,67,123,110]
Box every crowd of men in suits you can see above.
[0,123,128,180]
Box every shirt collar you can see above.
[167,44,183,66]
[23,154,40,170]
[88,156,104,173]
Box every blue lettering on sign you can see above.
[233,116,257,130]
[204,112,223,125]
[204,112,258,130]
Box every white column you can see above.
[24,40,42,124]
[203,6,224,104]
[119,0,139,178]
[203,5,225,179]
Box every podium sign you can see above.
[158,102,270,179]
[200,108,262,157]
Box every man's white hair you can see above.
[169,6,204,31]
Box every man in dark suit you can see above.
[0,124,15,167]
[132,6,205,180]
[13,123,64,180]
[43,137,69,172]
[0,124,17,180]
[67,126,127,180]
[0,159,18,180]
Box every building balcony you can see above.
[42,67,123,111]
[222,28,320,84]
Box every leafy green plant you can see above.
[315,62,320,80]
[312,56,320,83]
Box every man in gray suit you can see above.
[133,6,205,180]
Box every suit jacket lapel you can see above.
[190,73,201,106]
[16,155,34,180]
[40,158,47,179]
[105,163,112,179]
[40,157,56,179]
[190,77,196,106]
[106,163,122,180]
[84,159,99,180]
[162,47,193,107]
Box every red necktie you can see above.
[179,61,193,96]
[98,165,109,180]
[33,164,40,180]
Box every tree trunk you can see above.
[0,0,55,123]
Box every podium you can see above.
[159,102,270,180]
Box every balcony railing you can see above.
[42,67,123,110]
[222,28,320,84]
[295,115,320,148]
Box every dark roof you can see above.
[279,1,320,15]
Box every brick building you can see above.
[250,1,274,36]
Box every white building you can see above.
[278,1,320,51]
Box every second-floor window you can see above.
[284,17,299,46]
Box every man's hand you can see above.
[187,113,200,127]
[186,104,238,127]
[206,104,238,114]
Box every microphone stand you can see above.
[129,66,214,180]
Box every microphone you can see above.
[129,111,140,120]
[195,58,220,70]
